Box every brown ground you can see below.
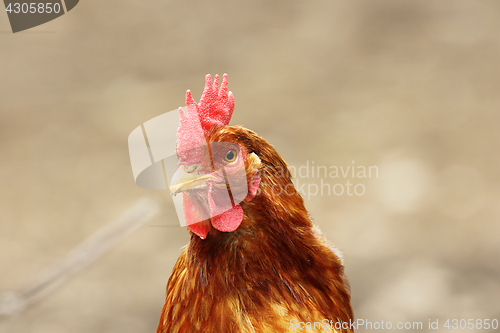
[0,1,499,332]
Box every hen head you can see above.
[170,74,261,239]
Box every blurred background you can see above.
[1,0,499,332]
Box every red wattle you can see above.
[211,204,244,232]
[183,193,210,239]
[187,221,210,239]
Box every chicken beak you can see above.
[170,165,219,196]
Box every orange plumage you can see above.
[157,75,353,333]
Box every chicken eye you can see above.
[224,149,237,162]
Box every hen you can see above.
[157,74,354,333]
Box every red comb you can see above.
[186,73,234,133]
[177,74,234,164]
